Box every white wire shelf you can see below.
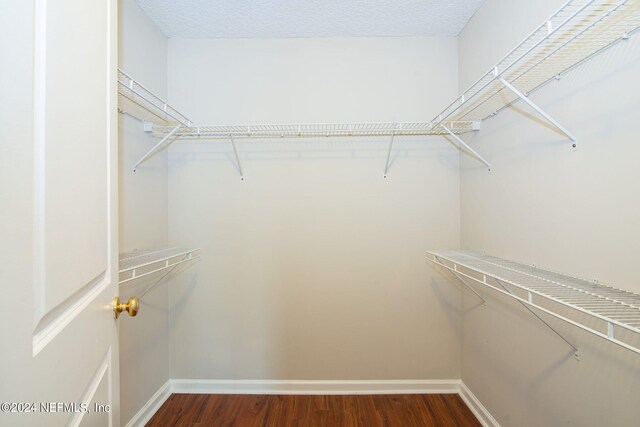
[428,250,640,356]
[150,121,481,140]
[119,247,200,285]
[118,1,640,171]
[116,69,479,139]
[430,0,640,133]
[117,69,481,173]
[117,69,192,127]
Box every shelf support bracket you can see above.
[499,78,577,145]
[230,136,244,181]
[441,124,491,170]
[494,278,580,360]
[434,257,487,305]
[451,270,487,306]
[138,253,196,301]
[133,124,182,171]
[383,132,396,178]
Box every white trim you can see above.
[170,379,461,395]
[126,379,499,426]
[124,380,171,427]
[459,382,501,427]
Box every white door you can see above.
[0,1,120,426]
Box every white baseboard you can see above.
[170,378,461,395]
[459,382,501,427]
[124,380,171,427]
[126,379,498,427]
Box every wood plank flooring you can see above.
[146,394,481,426]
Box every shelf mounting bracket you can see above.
[229,136,244,181]
[494,278,580,360]
[434,256,487,306]
[383,132,396,178]
[499,78,577,146]
[138,253,196,301]
[133,124,182,172]
[441,124,491,170]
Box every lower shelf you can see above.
[119,247,201,285]
[428,250,640,355]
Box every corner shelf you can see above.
[428,250,640,356]
[430,0,640,165]
[119,247,201,285]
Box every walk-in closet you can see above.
[2,1,639,426]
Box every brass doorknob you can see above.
[113,296,139,319]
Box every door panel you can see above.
[27,297,117,426]
[0,0,120,425]
[40,0,109,315]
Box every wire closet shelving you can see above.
[428,251,640,357]
[118,66,482,175]
[119,247,200,285]
[118,67,479,140]
[117,0,640,173]
[430,0,640,162]
[118,69,192,127]
[149,121,481,139]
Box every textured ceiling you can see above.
[135,0,485,38]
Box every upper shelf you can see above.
[149,120,481,140]
[117,68,479,139]
[118,69,192,127]
[430,0,640,127]
[428,250,640,355]
[117,0,640,172]
[117,71,482,174]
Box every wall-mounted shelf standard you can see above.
[430,0,640,166]
[119,247,200,285]
[428,250,640,356]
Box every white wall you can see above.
[118,0,170,424]
[119,0,169,252]
[166,37,464,380]
[458,1,640,426]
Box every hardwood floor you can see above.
[146,394,481,426]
